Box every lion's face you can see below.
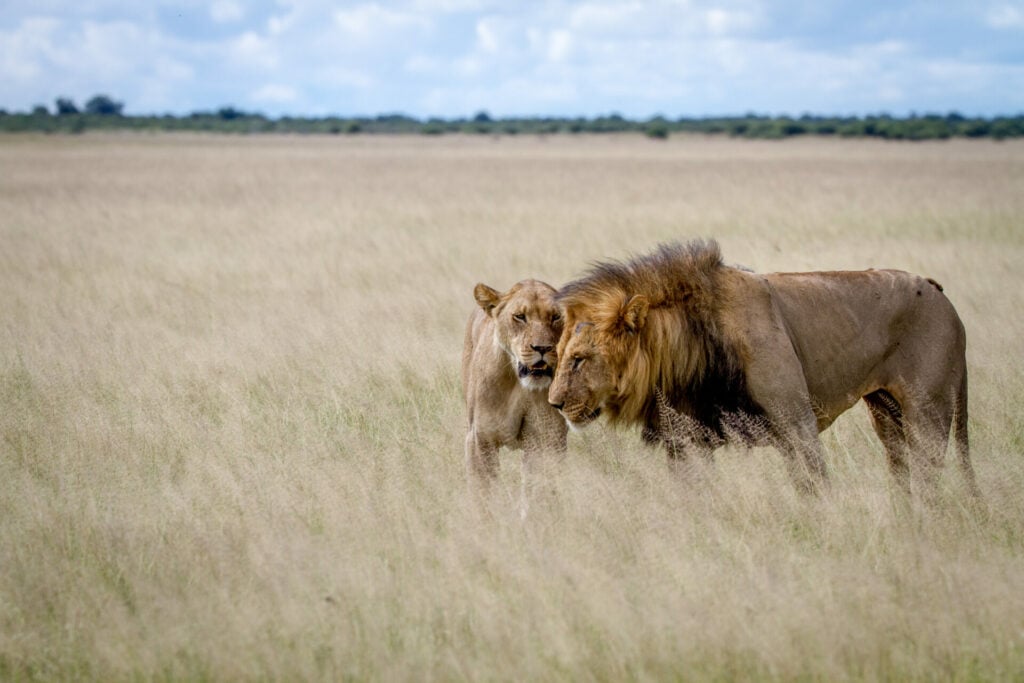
[548,295,648,429]
[475,280,564,391]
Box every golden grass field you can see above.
[2,132,1023,681]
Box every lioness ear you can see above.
[474,283,502,315]
[621,295,649,334]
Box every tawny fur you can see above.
[549,240,978,495]
[462,279,567,508]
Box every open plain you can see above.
[2,133,1023,680]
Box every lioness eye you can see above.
[513,313,526,323]
[572,356,585,371]
[551,313,561,323]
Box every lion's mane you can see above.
[557,240,765,445]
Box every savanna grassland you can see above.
[2,132,1024,681]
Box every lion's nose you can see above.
[531,344,553,354]
[549,401,564,411]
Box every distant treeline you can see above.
[3,95,1023,140]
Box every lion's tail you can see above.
[954,369,981,499]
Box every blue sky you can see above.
[2,1,1023,118]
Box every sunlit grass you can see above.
[1,133,1023,680]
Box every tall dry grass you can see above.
[1,133,1023,680]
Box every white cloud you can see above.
[704,8,759,36]
[866,39,910,56]
[318,66,374,88]
[404,54,440,74]
[569,1,646,34]
[267,12,294,36]
[0,1,1021,118]
[420,76,581,116]
[706,38,750,74]
[228,31,277,69]
[454,54,485,77]
[136,56,196,112]
[547,29,573,62]
[154,56,193,82]
[0,14,201,113]
[251,83,298,103]
[985,4,1024,28]
[333,4,430,38]
[77,20,149,76]
[0,17,59,83]
[475,17,501,52]
[210,0,244,24]
[3,17,160,83]
[408,0,495,11]
[875,85,905,103]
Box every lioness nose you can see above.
[549,401,564,411]
[532,344,553,354]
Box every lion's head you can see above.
[548,241,724,430]
[474,279,564,391]
[546,297,649,428]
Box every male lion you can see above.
[548,240,978,495]
[462,279,567,510]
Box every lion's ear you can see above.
[621,295,649,334]
[474,283,502,315]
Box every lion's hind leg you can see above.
[900,390,958,498]
[954,372,982,500]
[864,389,910,494]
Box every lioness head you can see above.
[475,279,564,390]
[548,294,649,428]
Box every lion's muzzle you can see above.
[516,345,557,390]
[517,360,554,380]
[549,395,601,428]
[560,405,601,430]
[517,361,554,391]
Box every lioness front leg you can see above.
[519,428,567,519]
[465,428,499,493]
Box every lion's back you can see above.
[462,307,491,406]
[760,267,966,413]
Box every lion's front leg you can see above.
[648,390,717,478]
[743,346,830,494]
[664,439,717,482]
[787,438,829,494]
[465,427,499,493]
[769,416,829,494]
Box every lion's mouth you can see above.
[564,406,601,427]
[518,361,554,379]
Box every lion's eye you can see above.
[551,313,561,324]
[513,313,527,323]
[572,356,585,371]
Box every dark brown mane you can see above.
[557,239,724,313]
[557,239,767,450]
